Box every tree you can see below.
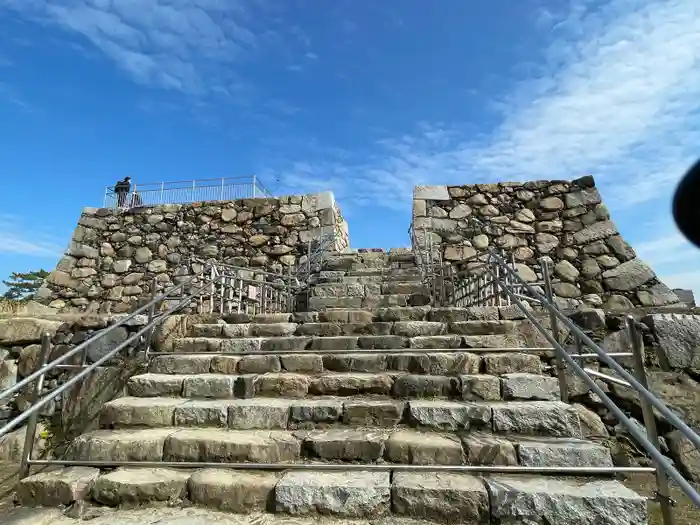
[2,269,50,301]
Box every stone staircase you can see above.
[17,249,648,524]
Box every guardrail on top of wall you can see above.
[103,176,273,209]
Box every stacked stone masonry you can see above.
[16,251,649,524]
[37,191,350,314]
[412,176,680,309]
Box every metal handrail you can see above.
[0,267,212,408]
[407,222,697,518]
[0,259,306,477]
[296,231,337,283]
[0,265,215,430]
[483,249,700,513]
[488,250,700,452]
[103,175,272,209]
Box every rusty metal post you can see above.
[540,257,569,403]
[627,316,676,525]
[19,333,51,479]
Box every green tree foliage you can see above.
[2,269,49,300]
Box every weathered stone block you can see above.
[517,439,613,467]
[91,468,189,506]
[172,399,230,427]
[163,429,300,463]
[644,313,700,371]
[309,373,393,396]
[483,353,542,375]
[275,471,390,517]
[461,374,501,401]
[385,430,464,465]
[17,467,100,507]
[408,400,491,431]
[392,472,488,523]
[0,318,63,345]
[462,434,517,465]
[255,373,310,397]
[486,476,647,524]
[392,374,457,398]
[492,401,582,437]
[101,397,185,428]
[182,374,236,398]
[602,259,655,291]
[342,399,404,427]
[289,399,343,425]
[188,469,279,512]
[501,373,560,401]
[226,398,290,429]
[303,429,387,461]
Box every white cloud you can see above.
[0,81,30,109]
[660,270,700,295]
[0,215,65,258]
[270,0,700,214]
[0,0,269,96]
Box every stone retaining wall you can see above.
[37,191,350,314]
[568,308,700,483]
[411,176,679,309]
[0,315,147,442]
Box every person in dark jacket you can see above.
[114,177,131,207]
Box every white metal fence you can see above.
[103,176,272,209]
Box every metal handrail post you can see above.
[489,249,700,451]
[19,333,51,480]
[539,257,569,403]
[209,266,215,313]
[627,316,677,525]
[144,277,158,359]
[252,174,257,197]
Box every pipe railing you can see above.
[409,235,699,520]
[296,231,338,284]
[0,260,306,478]
[103,176,272,210]
[189,258,303,317]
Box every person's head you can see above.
[124,176,131,183]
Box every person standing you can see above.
[114,177,132,207]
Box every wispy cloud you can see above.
[0,81,31,110]
[270,0,700,213]
[0,0,271,96]
[0,214,64,258]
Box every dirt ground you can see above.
[624,473,699,525]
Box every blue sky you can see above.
[1,0,700,295]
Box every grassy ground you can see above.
[625,473,700,525]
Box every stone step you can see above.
[17,468,644,521]
[150,350,546,377]
[189,319,519,339]
[211,306,539,324]
[315,273,422,284]
[346,267,419,277]
[308,294,418,310]
[102,396,580,437]
[127,370,556,400]
[380,282,429,295]
[99,396,591,442]
[71,421,597,468]
[172,333,535,354]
